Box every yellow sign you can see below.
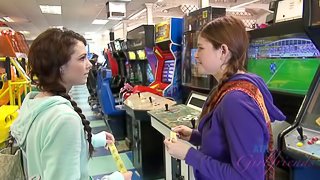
[203,10,208,19]
[155,21,170,43]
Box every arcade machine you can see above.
[109,40,127,93]
[146,7,226,180]
[149,91,207,180]
[279,66,319,179]
[132,18,183,102]
[123,26,159,152]
[278,0,320,179]
[126,25,155,86]
[181,7,225,102]
[123,92,176,179]
[247,0,320,151]
[113,39,128,80]
[106,42,123,94]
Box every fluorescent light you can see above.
[3,16,14,22]
[128,8,146,20]
[39,5,62,14]
[50,26,63,29]
[108,16,124,20]
[19,31,30,34]
[92,19,109,25]
[229,0,260,10]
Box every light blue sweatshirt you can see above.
[11,92,123,180]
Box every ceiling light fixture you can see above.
[19,31,30,34]
[50,26,64,29]
[92,19,109,24]
[39,5,62,14]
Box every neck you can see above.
[65,86,71,93]
[213,70,245,82]
[59,81,71,93]
[35,91,54,98]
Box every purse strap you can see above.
[5,134,15,155]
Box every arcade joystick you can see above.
[149,97,153,103]
[165,104,169,111]
[191,118,196,129]
[297,126,307,141]
[138,92,141,98]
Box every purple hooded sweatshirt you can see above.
[185,73,286,180]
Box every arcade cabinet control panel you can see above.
[148,91,207,129]
[124,92,176,111]
[284,76,320,163]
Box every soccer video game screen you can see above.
[248,33,320,95]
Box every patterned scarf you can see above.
[200,80,275,180]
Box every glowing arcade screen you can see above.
[128,51,136,60]
[247,33,320,95]
[114,41,121,51]
[137,50,146,60]
[162,60,175,83]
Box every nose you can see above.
[195,49,200,63]
[86,57,92,70]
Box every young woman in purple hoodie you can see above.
[164,16,286,180]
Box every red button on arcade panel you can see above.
[312,137,319,142]
[307,140,314,145]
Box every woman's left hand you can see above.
[105,132,115,144]
[163,138,191,160]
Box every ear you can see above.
[60,66,65,74]
[220,44,231,63]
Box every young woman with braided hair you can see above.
[164,16,286,180]
[11,28,132,180]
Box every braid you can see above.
[54,90,94,157]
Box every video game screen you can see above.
[114,41,121,51]
[128,51,136,60]
[162,60,175,83]
[137,49,146,60]
[248,33,320,95]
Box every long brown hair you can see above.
[199,16,249,120]
[28,28,94,156]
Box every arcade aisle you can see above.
[69,85,140,180]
